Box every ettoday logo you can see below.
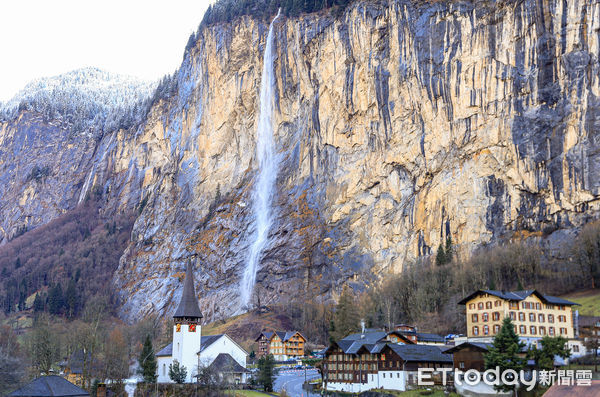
[417,367,593,391]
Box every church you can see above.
[155,263,249,384]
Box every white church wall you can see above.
[156,356,172,383]
[199,334,247,369]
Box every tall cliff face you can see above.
[2,0,600,322]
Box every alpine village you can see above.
[2,0,600,396]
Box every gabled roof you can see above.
[199,335,223,353]
[208,353,249,374]
[156,343,173,357]
[274,331,305,342]
[458,289,579,306]
[416,332,445,343]
[341,331,388,344]
[443,342,493,354]
[386,331,416,344]
[173,263,203,319]
[387,344,452,363]
[8,376,89,396]
[255,331,274,342]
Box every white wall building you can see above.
[155,264,249,383]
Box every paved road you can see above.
[274,369,320,397]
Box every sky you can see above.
[0,0,213,102]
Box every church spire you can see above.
[173,262,203,320]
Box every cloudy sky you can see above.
[0,0,213,102]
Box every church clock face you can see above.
[176,323,181,332]
[189,324,196,332]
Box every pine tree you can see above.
[48,283,64,315]
[65,279,79,318]
[444,235,453,263]
[169,360,188,383]
[33,293,45,312]
[257,354,275,391]
[484,317,525,393]
[138,335,157,383]
[332,286,359,340]
[529,336,570,370]
[435,243,446,266]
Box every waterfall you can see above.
[240,9,281,309]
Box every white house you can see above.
[155,264,249,383]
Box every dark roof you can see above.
[579,315,600,327]
[208,353,249,373]
[173,263,203,319]
[341,331,388,344]
[8,376,89,397]
[388,344,453,363]
[199,334,223,353]
[458,289,579,306]
[328,331,415,356]
[255,331,274,342]
[416,333,445,343]
[156,343,173,357]
[443,342,493,354]
[543,380,600,397]
[273,331,305,342]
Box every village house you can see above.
[254,330,307,361]
[155,264,249,384]
[9,375,90,397]
[322,329,452,393]
[390,324,446,345]
[459,290,579,342]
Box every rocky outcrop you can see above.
[2,0,600,322]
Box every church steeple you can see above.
[173,262,203,321]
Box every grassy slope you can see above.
[561,289,600,316]
[203,307,294,353]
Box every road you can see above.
[274,368,321,397]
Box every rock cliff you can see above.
[1,0,599,322]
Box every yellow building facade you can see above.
[459,290,577,339]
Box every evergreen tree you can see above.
[257,354,275,392]
[168,360,188,383]
[33,293,45,312]
[65,279,79,318]
[529,336,570,370]
[484,317,525,393]
[332,285,359,340]
[138,335,157,383]
[435,243,446,266]
[444,235,453,263]
[48,283,64,315]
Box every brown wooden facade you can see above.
[443,343,489,372]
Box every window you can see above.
[573,345,579,352]
[560,328,567,335]
[530,326,536,335]
[546,304,554,310]
[519,325,526,334]
[473,326,479,336]
[469,303,475,310]
[459,362,465,369]
[495,300,501,307]
[509,301,519,310]
[478,302,484,310]
[472,314,479,322]
[549,327,555,336]
[493,312,500,321]
[559,315,566,322]
[536,303,541,310]
[510,312,516,320]
[484,325,489,335]
[529,313,536,322]
[494,325,500,334]
[486,301,492,309]
[519,312,525,321]
[522,302,528,309]
[548,315,554,323]
[539,314,545,322]
[483,313,489,322]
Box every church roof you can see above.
[208,353,249,373]
[156,343,173,357]
[173,263,203,319]
[8,375,89,396]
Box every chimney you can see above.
[360,319,366,335]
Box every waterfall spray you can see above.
[240,9,281,309]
